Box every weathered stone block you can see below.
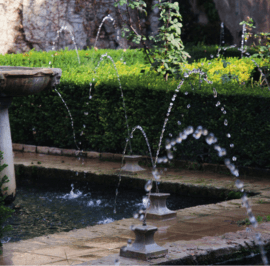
[101,153,114,159]
[37,146,49,154]
[12,143,24,151]
[48,147,62,156]
[87,151,100,158]
[62,149,76,156]
[23,144,36,153]
[114,154,123,161]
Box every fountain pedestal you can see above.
[0,66,62,203]
[146,193,177,220]
[120,224,168,260]
[0,98,15,203]
[121,155,145,172]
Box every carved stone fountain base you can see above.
[121,155,146,172]
[120,224,168,260]
[0,66,62,203]
[146,193,177,220]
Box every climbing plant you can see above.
[114,0,190,79]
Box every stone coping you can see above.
[2,152,270,265]
[12,143,270,177]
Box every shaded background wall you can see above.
[0,0,269,55]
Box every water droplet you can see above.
[139,214,145,221]
[193,131,202,139]
[206,133,217,145]
[214,145,221,152]
[213,88,217,98]
[169,133,172,137]
[144,180,152,192]
[177,121,181,125]
[76,172,78,176]
[232,169,239,177]
[167,151,173,160]
[232,156,237,161]
[210,54,214,58]
[216,101,221,107]
[184,73,189,78]
[166,143,171,150]
[187,104,191,109]
[202,129,208,136]
[185,126,194,135]
[83,124,86,128]
[221,107,224,111]
[157,157,163,164]
[49,61,51,65]
[227,133,231,138]
[142,196,150,208]
[230,143,234,148]
[218,148,227,157]
[176,136,182,143]
[224,119,228,126]
[133,212,139,219]
[185,91,188,95]
[152,170,161,180]
[223,111,227,114]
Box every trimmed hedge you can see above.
[1,49,270,168]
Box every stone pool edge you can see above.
[14,164,256,201]
[13,143,270,178]
[2,159,270,265]
[80,223,270,265]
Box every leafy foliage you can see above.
[1,48,269,168]
[0,49,270,168]
[114,0,189,79]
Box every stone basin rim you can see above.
[0,66,61,76]
[147,193,170,197]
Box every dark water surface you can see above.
[215,251,270,265]
[2,177,220,243]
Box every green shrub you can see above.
[0,152,14,254]
[1,49,270,168]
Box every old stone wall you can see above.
[213,0,270,45]
[0,0,159,55]
[0,0,269,55]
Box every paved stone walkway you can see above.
[1,152,270,265]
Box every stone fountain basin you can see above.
[0,66,62,97]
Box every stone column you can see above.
[0,97,16,204]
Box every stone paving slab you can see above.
[1,152,270,265]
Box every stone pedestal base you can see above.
[146,193,177,220]
[120,224,168,260]
[121,155,146,172]
[0,99,16,203]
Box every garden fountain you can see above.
[0,66,62,203]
